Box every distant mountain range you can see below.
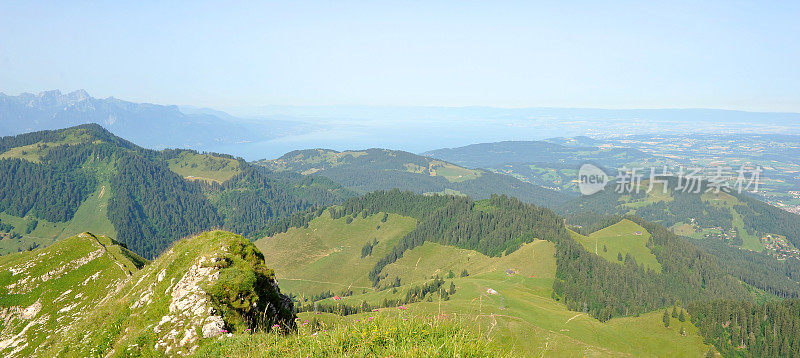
[0,89,307,150]
[5,90,800,161]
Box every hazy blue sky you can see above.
[1,1,798,111]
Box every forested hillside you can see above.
[257,148,572,207]
[266,190,758,321]
[561,177,800,255]
[0,124,351,258]
[688,299,800,357]
[256,189,800,356]
[4,125,800,357]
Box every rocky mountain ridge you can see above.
[0,230,293,357]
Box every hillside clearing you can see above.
[571,219,662,272]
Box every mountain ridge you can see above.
[0,230,294,357]
[258,147,572,208]
[0,90,306,151]
[0,124,352,258]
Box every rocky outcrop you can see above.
[153,255,222,355]
[145,233,296,355]
[1,230,295,357]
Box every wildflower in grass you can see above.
[398,306,407,310]
[372,308,380,312]
[271,324,281,329]
[220,329,228,333]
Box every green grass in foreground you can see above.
[195,315,512,358]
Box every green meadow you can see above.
[256,210,417,295]
[167,151,242,184]
[571,219,662,272]
[257,212,712,356]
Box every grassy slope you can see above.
[197,315,512,358]
[36,230,274,357]
[0,233,143,357]
[570,219,662,273]
[0,131,91,163]
[399,273,709,357]
[701,191,763,251]
[562,174,779,254]
[0,160,117,255]
[167,151,241,184]
[258,212,712,357]
[575,183,767,252]
[381,240,556,288]
[0,132,119,255]
[0,213,64,254]
[3,230,297,357]
[256,210,417,295]
[429,160,481,182]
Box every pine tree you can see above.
[679,309,686,322]
[663,309,670,327]
[617,252,623,261]
[672,306,679,318]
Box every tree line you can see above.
[270,189,758,321]
[688,299,800,357]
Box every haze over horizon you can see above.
[1,1,798,112]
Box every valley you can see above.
[3,3,799,356]
[0,125,799,357]
[256,209,712,356]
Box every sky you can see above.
[1,1,799,112]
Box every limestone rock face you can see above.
[20,302,41,320]
[202,316,225,338]
[153,256,222,355]
[0,233,139,358]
